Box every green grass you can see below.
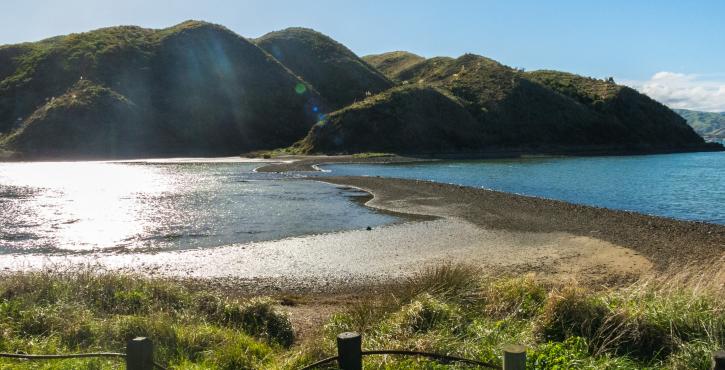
[302,53,709,155]
[0,20,322,158]
[0,269,293,369]
[0,265,722,369]
[362,51,426,82]
[255,27,392,110]
[350,152,394,159]
[290,264,724,369]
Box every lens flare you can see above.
[295,83,306,94]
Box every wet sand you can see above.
[254,154,430,172]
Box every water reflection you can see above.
[0,161,396,254]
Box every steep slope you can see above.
[3,80,145,157]
[525,70,705,147]
[302,54,717,154]
[255,28,392,110]
[296,86,482,153]
[0,21,322,158]
[674,109,725,139]
[362,51,425,81]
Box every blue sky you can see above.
[2,0,724,111]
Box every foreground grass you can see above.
[0,265,722,369]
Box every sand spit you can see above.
[254,154,430,172]
[16,174,725,291]
[321,177,725,270]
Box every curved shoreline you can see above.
[255,154,432,172]
[1,160,723,292]
[318,176,725,270]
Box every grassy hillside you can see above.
[362,51,425,82]
[295,85,483,153]
[301,54,715,154]
[526,70,706,147]
[1,25,720,159]
[675,108,725,139]
[2,80,147,158]
[1,265,722,369]
[0,21,322,158]
[255,28,393,110]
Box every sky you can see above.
[2,0,724,111]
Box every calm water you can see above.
[323,151,725,224]
[0,161,396,254]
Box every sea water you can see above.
[322,151,725,224]
[0,161,396,254]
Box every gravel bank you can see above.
[320,176,725,269]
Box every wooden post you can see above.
[503,344,526,370]
[126,337,154,370]
[337,332,362,370]
[713,351,725,370]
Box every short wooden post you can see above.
[503,344,526,370]
[713,351,725,370]
[126,337,154,370]
[337,332,362,370]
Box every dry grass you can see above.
[0,263,722,369]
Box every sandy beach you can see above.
[4,170,723,292]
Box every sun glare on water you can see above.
[0,162,175,251]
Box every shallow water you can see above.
[0,161,397,254]
[323,151,725,224]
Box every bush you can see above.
[529,336,589,368]
[402,263,480,303]
[204,335,273,370]
[537,277,724,362]
[202,296,295,347]
[537,286,609,343]
[392,293,462,333]
[481,275,547,319]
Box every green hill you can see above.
[255,28,392,110]
[362,51,425,82]
[1,25,720,159]
[0,21,322,159]
[295,85,483,153]
[525,70,705,147]
[301,53,715,154]
[674,109,725,139]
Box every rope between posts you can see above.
[299,350,499,369]
[0,352,125,360]
[0,352,167,370]
[363,350,499,368]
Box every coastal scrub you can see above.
[0,265,722,369]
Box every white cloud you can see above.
[622,72,725,112]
